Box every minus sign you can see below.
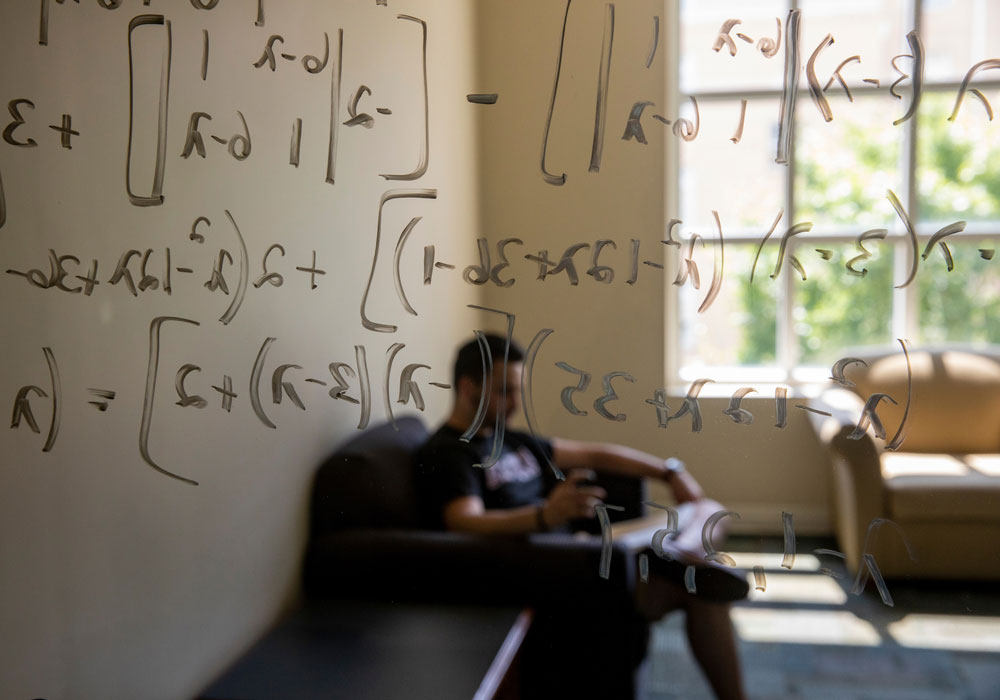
[643,261,664,269]
[434,262,456,270]
[376,107,392,115]
[795,404,831,416]
[281,53,296,60]
[305,378,328,386]
[467,93,499,105]
[652,114,671,125]
[863,78,880,86]
[211,135,228,144]
[176,267,194,274]
[429,382,452,389]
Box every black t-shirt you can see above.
[414,425,556,529]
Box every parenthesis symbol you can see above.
[250,337,277,429]
[41,347,60,452]
[218,210,249,325]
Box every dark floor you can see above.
[645,536,1000,700]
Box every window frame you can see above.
[669,0,1000,392]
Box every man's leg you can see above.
[636,572,747,700]
[683,595,747,700]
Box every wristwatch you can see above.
[663,457,686,477]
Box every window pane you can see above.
[678,244,777,369]
[795,95,905,231]
[798,0,909,90]
[922,0,1000,83]
[918,241,1000,344]
[680,0,788,94]
[679,98,786,232]
[917,91,1000,227]
[791,242,894,366]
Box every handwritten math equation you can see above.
[539,3,1000,184]
[439,201,993,304]
[9,320,453,485]
[3,2,956,624]
[8,202,993,335]
[600,506,907,608]
[9,2,1000,204]
[8,316,913,475]
[1,2,432,221]
[639,14,998,155]
[4,210,337,327]
[550,346,911,452]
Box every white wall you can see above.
[0,2,483,698]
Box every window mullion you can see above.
[896,0,922,343]
[781,4,798,381]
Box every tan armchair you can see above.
[809,347,1000,580]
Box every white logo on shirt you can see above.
[484,447,543,491]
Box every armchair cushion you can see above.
[852,348,1000,454]
[883,453,1000,522]
[811,346,1000,579]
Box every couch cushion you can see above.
[851,349,1000,453]
[883,453,1000,522]
[310,416,429,533]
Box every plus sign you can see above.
[212,375,238,413]
[48,114,80,149]
[295,251,326,290]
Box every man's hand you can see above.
[541,470,607,529]
[659,461,704,504]
[666,498,728,564]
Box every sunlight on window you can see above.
[918,242,1000,345]
[677,1,1000,383]
[795,97,904,230]
[678,245,778,368]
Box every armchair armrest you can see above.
[567,472,648,535]
[809,387,887,571]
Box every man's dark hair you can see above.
[453,334,525,390]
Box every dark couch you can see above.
[303,416,653,699]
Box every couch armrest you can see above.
[304,528,638,610]
[568,473,648,535]
[809,388,887,571]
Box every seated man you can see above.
[415,334,748,700]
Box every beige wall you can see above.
[475,0,669,451]
[0,2,482,698]
[475,0,833,534]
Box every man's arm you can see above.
[551,437,704,503]
[443,470,607,535]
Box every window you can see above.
[673,0,1000,388]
